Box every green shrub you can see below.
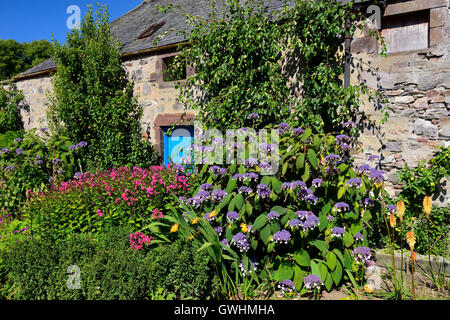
[47,5,159,170]
[1,227,215,300]
[24,166,191,240]
[0,129,82,216]
[166,123,385,298]
[0,84,23,134]
[0,130,24,148]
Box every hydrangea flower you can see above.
[369,169,385,183]
[362,198,374,208]
[324,154,341,163]
[298,188,313,198]
[353,246,372,264]
[292,127,305,135]
[347,178,362,188]
[243,158,258,168]
[304,194,318,205]
[302,214,319,231]
[327,215,335,222]
[232,173,245,181]
[191,190,211,207]
[303,274,323,290]
[331,227,345,238]
[296,210,313,220]
[282,182,294,190]
[16,148,24,155]
[278,280,295,293]
[357,164,372,175]
[214,226,223,236]
[211,189,227,202]
[292,180,307,189]
[34,159,44,167]
[312,178,323,187]
[14,138,23,143]
[77,141,88,148]
[200,183,213,191]
[5,165,15,171]
[226,211,239,222]
[238,186,252,195]
[343,121,356,128]
[288,219,302,229]
[247,113,260,119]
[212,137,224,146]
[244,172,259,181]
[220,238,229,247]
[232,232,251,252]
[259,143,273,152]
[336,134,351,143]
[0,148,10,155]
[259,162,272,170]
[272,229,291,244]
[267,211,280,221]
[256,183,271,198]
[368,154,380,162]
[277,122,290,135]
[209,166,227,175]
[386,205,397,214]
[354,232,364,241]
[339,143,350,151]
[335,202,350,212]
[74,172,83,179]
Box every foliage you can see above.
[166,123,384,298]
[0,39,52,81]
[24,166,191,240]
[397,146,449,213]
[0,84,24,134]
[163,0,376,133]
[47,5,159,170]
[0,130,24,149]
[0,128,82,216]
[0,227,214,300]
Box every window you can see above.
[381,11,429,53]
[137,21,165,39]
[162,56,186,82]
[162,126,194,167]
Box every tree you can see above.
[0,39,52,80]
[47,5,159,170]
[165,0,376,133]
[0,83,24,134]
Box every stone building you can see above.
[9,0,450,204]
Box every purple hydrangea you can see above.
[256,184,271,199]
[5,165,15,171]
[191,190,211,207]
[34,159,44,167]
[259,143,274,153]
[247,113,260,119]
[243,158,259,168]
[200,183,213,191]
[293,180,307,189]
[278,280,295,293]
[232,232,251,252]
[303,274,323,290]
[312,178,323,188]
[1,148,10,155]
[331,227,345,238]
[233,173,245,181]
[369,169,385,183]
[214,226,223,236]
[353,246,372,264]
[226,211,239,222]
[244,172,259,181]
[296,211,313,220]
[209,166,227,175]
[386,204,397,214]
[324,154,341,164]
[211,189,228,202]
[74,172,83,179]
[304,194,318,205]
[339,143,350,151]
[357,164,372,175]
[76,141,87,148]
[292,127,305,135]
[15,148,24,155]
[282,182,294,190]
[238,186,252,195]
[277,122,290,135]
[259,162,272,170]
[69,144,77,151]
[343,121,356,129]
[347,178,362,188]
[362,198,374,208]
[298,188,313,198]
[354,232,364,241]
[288,219,303,229]
[272,229,291,244]
[335,202,350,212]
[327,215,335,222]
[336,134,351,143]
[220,238,229,247]
[14,138,23,143]
[267,211,280,221]
[302,214,319,231]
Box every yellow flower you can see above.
[228,224,232,229]
[364,285,374,294]
[170,224,179,233]
[423,196,432,219]
[187,234,195,240]
[241,223,248,233]
[396,200,405,222]
[208,210,217,219]
[191,218,199,225]
[389,213,396,228]
[406,231,416,250]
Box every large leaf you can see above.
[260,223,272,245]
[296,153,305,171]
[311,240,329,253]
[252,214,268,231]
[278,262,294,281]
[326,252,337,271]
[294,250,311,267]
[307,148,318,169]
[310,260,321,280]
[234,193,244,211]
[332,260,343,285]
[343,231,354,248]
[301,162,310,182]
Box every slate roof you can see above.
[15,0,366,80]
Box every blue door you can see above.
[163,126,194,167]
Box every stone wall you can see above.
[350,0,449,205]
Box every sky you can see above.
[0,0,143,43]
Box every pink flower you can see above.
[97,209,104,217]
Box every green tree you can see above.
[166,0,375,132]
[0,39,52,80]
[47,5,159,170]
[0,83,24,133]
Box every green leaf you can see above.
[296,153,305,171]
[294,250,311,267]
[278,263,294,281]
[326,252,337,270]
[234,193,244,211]
[252,214,268,231]
[301,162,310,182]
[307,149,318,169]
[332,260,343,285]
[260,224,272,245]
[271,177,282,194]
[310,261,321,280]
[245,202,252,215]
[311,240,329,253]
[319,213,328,231]
[337,186,346,199]
[343,231,354,247]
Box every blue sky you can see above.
[0,1,143,43]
